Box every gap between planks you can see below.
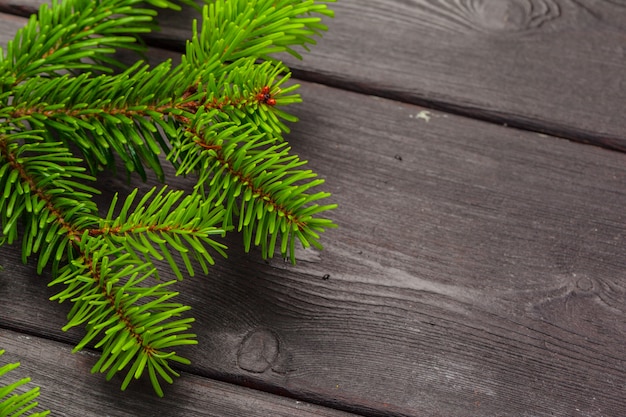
[1,6,626,417]
[2,1,626,152]
[1,78,625,416]
[0,328,363,417]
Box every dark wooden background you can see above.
[1,1,625,416]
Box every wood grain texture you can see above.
[171,0,626,151]
[5,0,624,151]
[0,11,25,39]
[2,6,626,417]
[0,329,360,417]
[1,76,625,416]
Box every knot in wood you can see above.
[237,328,280,373]
[467,0,561,33]
[575,276,593,292]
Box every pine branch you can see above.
[1,57,300,177]
[0,131,100,273]
[177,128,336,261]
[177,58,302,136]
[0,133,205,395]
[0,0,193,89]
[93,186,228,279]
[49,238,197,398]
[186,0,335,64]
[48,187,227,396]
[0,0,336,397]
[0,350,50,417]
[0,133,224,395]
[2,62,181,177]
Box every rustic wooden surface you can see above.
[1,2,626,417]
[3,1,626,150]
[1,329,357,417]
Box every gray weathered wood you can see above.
[151,0,626,151]
[0,329,360,417]
[1,5,626,417]
[2,77,625,416]
[5,0,624,150]
[0,11,24,39]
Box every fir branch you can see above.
[0,0,336,397]
[186,0,335,65]
[0,133,215,396]
[0,0,193,88]
[1,62,183,177]
[49,239,197,398]
[46,186,227,396]
[188,131,336,261]
[1,58,301,179]
[0,132,100,273]
[94,186,228,279]
[0,350,50,417]
[179,59,302,136]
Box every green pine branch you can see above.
[0,0,336,397]
[0,132,100,273]
[186,130,335,261]
[0,350,50,417]
[49,231,199,397]
[94,186,228,279]
[0,0,193,88]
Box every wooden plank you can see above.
[0,11,24,40]
[0,329,360,417]
[156,0,626,151]
[2,9,626,417]
[4,0,625,151]
[1,76,625,416]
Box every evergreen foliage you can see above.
[0,350,50,417]
[0,0,336,396]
